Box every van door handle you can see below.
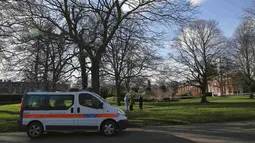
[77,107,80,113]
[71,107,73,113]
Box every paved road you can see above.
[1,121,255,143]
[144,121,255,143]
[0,129,195,143]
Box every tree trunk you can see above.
[78,48,88,90]
[200,88,209,103]
[249,85,254,99]
[115,76,121,106]
[91,57,100,94]
[219,75,223,96]
[116,85,121,106]
[80,64,88,89]
[43,57,49,91]
[125,59,131,91]
[125,79,130,91]
[201,95,209,103]
[52,73,57,92]
[52,82,56,91]
[35,46,40,89]
[52,57,56,91]
[43,74,49,91]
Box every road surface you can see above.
[1,121,255,143]
[0,129,195,143]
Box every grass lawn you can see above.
[0,104,20,132]
[1,96,255,132]
[114,96,255,126]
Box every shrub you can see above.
[106,97,115,103]
[143,97,155,102]
[181,93,188,96]
[68,88,80,92]
[205,92,212,97]
[87,87,93,91]
[144,91,153,97]
[131,87,139,92]
[108,87,115,96]
[107,86,129,101]
[146,87,151,92]
[0,95,23,103]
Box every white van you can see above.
[17,91,128,139]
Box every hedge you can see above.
[0,95,23,103]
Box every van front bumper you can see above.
[17,116,26,132]
[117,119,128,130]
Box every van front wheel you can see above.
[101,120,117,136]
[27,122,44,139]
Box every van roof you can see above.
[26,91,93,95]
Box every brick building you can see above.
[178,84,201,97]
[177,75,243,96]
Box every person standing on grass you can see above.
[138,95,143,111]
[124,94,129,111]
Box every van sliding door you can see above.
[45,94,75,131]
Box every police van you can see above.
[17,90,128,139]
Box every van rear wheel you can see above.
[101,120,117,136]
[27,122,44,139]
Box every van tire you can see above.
[101,120,117,136]
[26,122,44,139]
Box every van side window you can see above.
[79,93,101,109]
[48,95,74,110]
[24,95,46,110]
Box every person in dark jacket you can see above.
[138,95,143,111]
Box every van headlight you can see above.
[117,109,125,115]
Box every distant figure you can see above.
[124,94,129,111]
[138,95,143,111]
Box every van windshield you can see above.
[92,92,108,103]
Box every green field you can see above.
[0,104,20,132]
[1,96,255,132]
[117,96,255,126]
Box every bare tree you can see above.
[229,20,255,98]
[45,33,78,91]
[0,5,6,54]
[101,23,135,105]
[101,19,161,105]
[16,0,197,94]
[0,1,18,65]
[122,47,162,90]
[4,15,77,91]
[170,20,226,103]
